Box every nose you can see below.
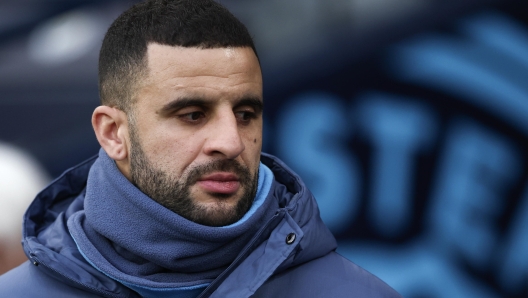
[202,111,245,159]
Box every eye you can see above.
[179,111,205,123]
[235,110,256,124]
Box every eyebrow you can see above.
[157,95,263,116]
[158,97,210,116]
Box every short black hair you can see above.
[98,0,257,111]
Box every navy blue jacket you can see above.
[0,153,401,297]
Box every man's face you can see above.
[127,44,263,227]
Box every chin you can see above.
[191,199,242,226]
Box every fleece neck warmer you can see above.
[68,149,276,296]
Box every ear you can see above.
[92,106,130,161]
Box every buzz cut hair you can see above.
[98,0,258,112]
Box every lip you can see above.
[197,172,240,194]
[198,172,239,182]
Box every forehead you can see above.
[144,43,261,89]
[134,44,262,112]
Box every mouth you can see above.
[196,172,240,195]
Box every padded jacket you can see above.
[0,153,401,298]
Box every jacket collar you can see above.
[22,151,336,297]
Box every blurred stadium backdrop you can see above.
[0,0,527,296]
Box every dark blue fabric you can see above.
[68,149,277,295]
[252,251,399,297]
[0,151,402,298]
[14,156,138,297]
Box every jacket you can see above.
[0,152,401,297]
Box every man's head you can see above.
[92,0,263,227]
[98,0,258,112]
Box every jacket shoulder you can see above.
[253,251,401,298]
[0,261,102,298]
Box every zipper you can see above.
[196,210,285,298]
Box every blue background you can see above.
[0,0,527,296]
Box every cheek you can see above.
[141,133,200,172]
[243,133,262,170]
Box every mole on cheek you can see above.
[254,139,257,143]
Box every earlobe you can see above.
[92,106,129,161]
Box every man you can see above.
[0,0,401,297]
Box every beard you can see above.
[128,125,258,227]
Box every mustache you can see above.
[185,159,252,185]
